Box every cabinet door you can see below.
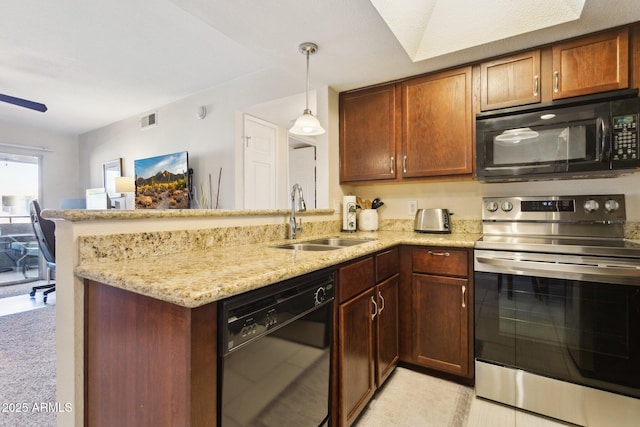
[481,50,541,110]
[402,67,473,177]
[339,289,376,426]
[375,275,399,387]
[413,274,469,377]
[339,84,400,182]
[552,28,629,99]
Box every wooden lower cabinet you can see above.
[413,273,469,376]
[85,280,217,427]
[375,275,399,385]
[402,246,474,380]
[339,287,376,426]
[338,252,399,426]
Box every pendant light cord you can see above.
[305,47,310,113]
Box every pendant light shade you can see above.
[290,42,325,136]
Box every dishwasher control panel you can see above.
[220,269,335,354]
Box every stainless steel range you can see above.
[474,194,640,427]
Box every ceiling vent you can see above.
[140,111,157,129]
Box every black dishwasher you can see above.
[218,268,335,427]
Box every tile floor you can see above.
[356,367,573,427]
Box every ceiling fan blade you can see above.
[0,94,47,112]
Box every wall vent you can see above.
[140,112,157,129]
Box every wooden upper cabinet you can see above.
[401,66,473,178]
[552,28,629,99]
[339,84,400,183]
[480,50,541,110]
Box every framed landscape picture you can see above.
[134,151,190,209]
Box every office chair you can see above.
[29,200,56,303]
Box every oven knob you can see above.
[604,199,620,213]
[485,201,499,212]
[501,201,513,212]
[583,199,599,213]
[314,287,326,305]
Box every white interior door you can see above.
[289,145,316,209]
[243,115,278,209]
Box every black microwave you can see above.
[476,91,640,182]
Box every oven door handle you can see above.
[475,256,640,283]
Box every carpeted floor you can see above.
[0,291,56,427]
[354,367,473,427]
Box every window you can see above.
[0,153,40,284]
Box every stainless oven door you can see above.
[474,250,640,399]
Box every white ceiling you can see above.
[1,0,639,135]
[370,0,586,61]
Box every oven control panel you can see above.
[482,194,626,223]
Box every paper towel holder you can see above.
[342,195,357,232]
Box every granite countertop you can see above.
[75,230,480,308]
[43,208,335,221]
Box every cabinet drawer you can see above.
[376,248,399,283]
[412,248,468,277]
[339,256,375,303]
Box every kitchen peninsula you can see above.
[45,208,480,427]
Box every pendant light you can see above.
[289,42,325,136]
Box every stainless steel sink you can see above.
[306,237,374,247]
[271,237,374,251]
[272,243,342,251]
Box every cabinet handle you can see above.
[402,155,407,174]
[390,156,395,174]
[378,291,385,314]
[554,71,559,93]
[533,75,539,97]
[462,285,466,308]
[428,250,450,257]
[371,296,378,320]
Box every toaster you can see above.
[414,208,452,233]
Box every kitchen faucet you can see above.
[290,183,307,239]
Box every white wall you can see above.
[79,70,338,210]
[0,122,80,210]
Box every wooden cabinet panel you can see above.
[339,84,400,182]
[339,256,375,303]
[375,247,399,283]
[481,50,541,110]
[338,251,399,426]
[413,274,469,377]
[412,247,468,277]
[553,28,629,99]
[402,66,473,177]
[375,275,399,386]
[339,288,376,426]
[85,280,217,427]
